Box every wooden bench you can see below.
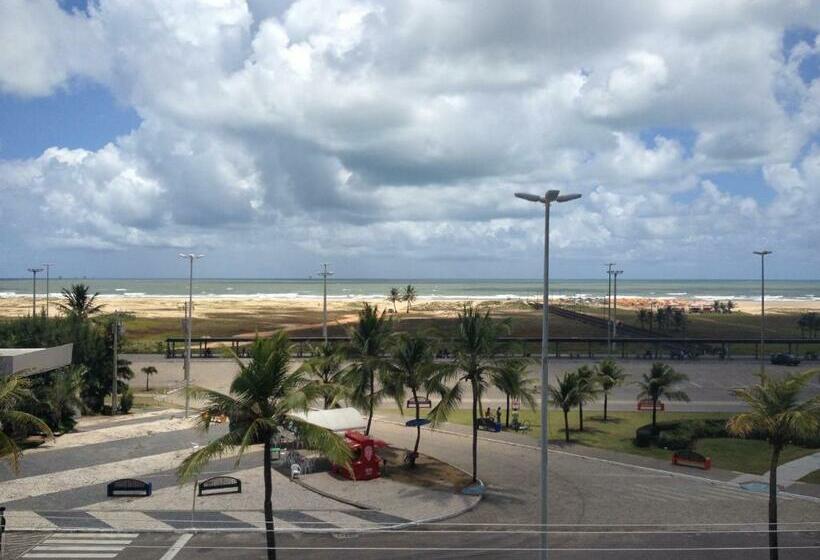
[198,476,242,496]
[672,449,712,470]
[107,478,152,497]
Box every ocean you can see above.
[0,278,818,302]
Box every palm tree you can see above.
[382,333,449,467]
[595,359,627,422]
[403,284,417,313]
[574,365,598,432]
[47,365,86,432]
[345,303,392,435]
[549,371,579,443]
[0,375,53,473]
[491,359,537,428]
[57,283,103,319]
[387,287,401,313]
[636,362,690,432]
[141,366,157,392]
[300,343,347,409]
[177,332,351,560]
[727,370,820,560]
[429,304,509,483]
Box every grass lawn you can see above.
[437,408,818,475]
[799,470,820,484]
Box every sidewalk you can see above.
[732,451,820,488]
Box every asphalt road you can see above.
[128,354,820,412]
[4,414,819,559]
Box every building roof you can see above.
[0,344,73,377]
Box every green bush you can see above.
[119,388,134,414]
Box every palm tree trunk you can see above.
[365,367,375,436]
[603,392,608,422]
[651,397,657,432]
[563,409,569,443]
[146,375,149,392]
[471,379,478,483]
[505,394,510,428]
[263,437,277,560]
[578,401,584,432]
[411,389,421,468]
[768,445,782,560]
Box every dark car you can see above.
[771,353,801,366]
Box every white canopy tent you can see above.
[289,407,366,433]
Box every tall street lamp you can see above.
[317,264,334,344]
[515,188,581,560]
[179,253,204,419]
[27,267,43,317]
[754,250,772,374]
[43,263,54,319]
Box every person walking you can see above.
[496,406,502,425]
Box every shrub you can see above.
[119,388,134,414]
[634,424,656,447]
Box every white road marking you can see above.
[158,533,193,560]
[23,555,118,559]
[23,532,136,559]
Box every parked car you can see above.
[771,353,801,366]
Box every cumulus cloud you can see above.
[0,0,818,276]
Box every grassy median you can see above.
[438,409,817,475]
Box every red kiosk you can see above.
[332,430,387,480]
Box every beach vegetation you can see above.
[141,365,157,391]
[382,333,450,467]
[0,375,53,473]
[57,283,103,320]
[177,332,351,560]
[344,303,392,435]
[728,370,820,560]
[429,304,509,483]
[548,371,579,443]
[300,342,348,409]
[574,365,599,431]
[491,358,537,428]
[387,287,401,313]
[403,284,417,313]
[595,359,627,422]
[636,362,690,432]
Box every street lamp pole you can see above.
[111,310,120,415]
[515,189,581,560]
[179,253,204,419]
[317,264,334,344]
[754,250,772,374]
[27,268,43,317]
[43,264,54,319]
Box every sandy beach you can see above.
[1,294,818,320]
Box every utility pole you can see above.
[317,264,334,344]
[111,310,120,415]
[605,263,615,355]
[179,254,203,419]
[754,250,772,374]
[612,270,623,351]
[27,267,43,317]
[43,263,54,319]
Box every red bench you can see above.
[672,449,711,470]
[637,399,665,411]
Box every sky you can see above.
[0,0,818,280]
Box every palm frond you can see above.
[177,429,244,483]
[287,418,352,467]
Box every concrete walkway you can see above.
[732,451,820,488]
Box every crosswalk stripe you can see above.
[43,534,138,539]
[44,541,132,546]
[32,547,125,552]
[89,510,173,532]
[23,554,118,559]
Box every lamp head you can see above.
[515,192,544,203]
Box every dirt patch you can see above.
[379,445,472,493]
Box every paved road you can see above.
[129,354,820,412]
[3,411,818,559]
